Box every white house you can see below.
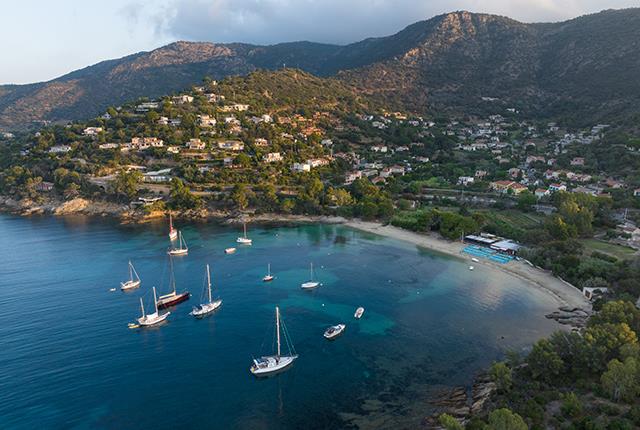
[371,145,388,153]
[83,127,103,136]
[217,140,244,151]
[458,176,475,186]
[263,152,283,163]
[187,138,206,150]
[549,183,567,192]
[49,145,72,154]
[199,115,217,127]
[292,163,311,172]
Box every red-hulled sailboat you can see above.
[157,256,190,309]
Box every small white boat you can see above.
[471,257,479,263]
[225,247,236,254]
[236,222,252,245]
[120,260,141,291]
[190,264,222,318]
[168,231,188,256]
[469,266,475,271]
[324,324,346,340]
[354,307,365,319]
[262,263,274,282]
[168,214,178,241]
[250,306,298,376]
[137,287,170,326]
[300,262,321,290]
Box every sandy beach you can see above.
[345,220,591,311]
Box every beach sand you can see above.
[345,220,591,311]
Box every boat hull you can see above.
[190,300,222,317]
[324,324,346,340]
[236,238,252,245]
[262,275,274,282]
[354,308,365,319]
[225,248,236,254]
[250,355,297,376]
[301,281,320,290]
[137,311,170,326]
[120,280,141,291]
[157,292,190,309]
[168,248,188,256]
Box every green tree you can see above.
[438,414,464,430]
[231,184,250,210]
[169,178,201,210]
[527,338,564,381]
[560,392,582,418]
[487,408,527,430]
[112,169,142,200]
[489,362,512,392]
[601,357,639,402]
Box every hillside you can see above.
[2,8,640,129]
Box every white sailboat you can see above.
[120,260,141,291]
[137,287,170,326]
[262,263,274,282]
[300,263,321,289]
[190,264,222,318]
[168,214,178,241]
[168,231,188,256]
[250,306,298,376]
[225,247,236,254]
[236,222,252,245]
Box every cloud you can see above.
[156,0,638,45]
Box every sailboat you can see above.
[168,231,188,256]
[262,263,274,282]
[137,287,170,326]
[190,264,222,318]
[157,256,190,309]
[236,222,252,245]
[120,260,141,291]
[168,214,178,241]
[300,263,321,289]
[250,306,298,376]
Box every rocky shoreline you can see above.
[422,374,497,428]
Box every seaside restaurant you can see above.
[464,234,522,256]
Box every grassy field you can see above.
[581,238,637,260]
[480,210,544,229]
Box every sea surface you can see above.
[0,215,561,429]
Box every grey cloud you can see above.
[156,0,639,46]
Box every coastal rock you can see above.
[53,198,89,215]
[545,307,591,328]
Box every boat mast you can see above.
[170,256,176,294]
[153,287,158,314]
[140,297,146,317]
[268,263,271,276]
[206,264,212,304]
[276,306,281,358]
[243,222,247,238]
[129,260,133,281]
[310,263,314,281]
[169,214,173,230]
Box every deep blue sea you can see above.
[0,215,561,429]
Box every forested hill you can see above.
[2,8,640,129]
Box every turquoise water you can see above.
[0,215,561,429]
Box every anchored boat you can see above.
[190,264,222,318]
[262,263,274,282]
[236,222,252,245]
[137,287,170,326]
[324,324,346,340]
[157,256,190,309]
[300,262,321,290]
[168,231,188,256]
[250,306,298,376]
[120,260,141,291]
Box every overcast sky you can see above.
[2,0,637,84]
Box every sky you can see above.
[2,0,637,85]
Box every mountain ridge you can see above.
[2,8,640,130]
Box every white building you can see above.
[263,152,283,163]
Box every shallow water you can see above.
[0,215,560,429]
